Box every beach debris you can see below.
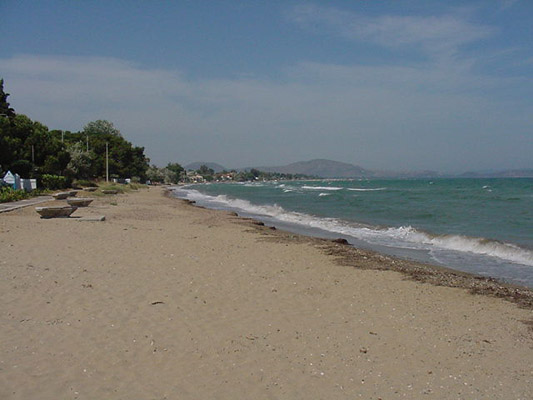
[151,301,165,305]
[76,215,105,222]
[332,238,349,245]
[35,205,77,218]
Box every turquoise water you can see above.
[173,178,533,287]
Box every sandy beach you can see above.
[1,186,532,399]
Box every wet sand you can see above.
[1,186,532,399]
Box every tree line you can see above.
[145,163,314,184]
[0,79,149,187]
[1,79,310,189]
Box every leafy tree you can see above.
[0,81,149,183]
[83,119,123,138]
[0,116,12,172]
[0,79,16,119]
[10,160,32,177]
[146,164,165,183]
[65,142,92,180]
[198,164,214,176]
[166,162,184,184]
[66,120,149,180]
[197,164,215,181]
[0,113,70,178]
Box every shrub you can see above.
[74,179,98,188]
[41,174,68,190]
[0,187,29,203]
[100,184,125,194]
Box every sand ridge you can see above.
[1,187,532,399]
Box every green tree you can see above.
[0,83,149,182]
[250,168,260,179]
[165,163,184,184]
[65,142,92,180]
[0,114,70,178]
[0,79,16,119]
[83,119,123,138]
[198,164,215,181]
[72,120,148,180]
[146,164,165,183]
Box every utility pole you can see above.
[105,142,109,183]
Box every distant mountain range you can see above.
[257,159,369,178]
[184,162,227,173]
[185,159,533,179]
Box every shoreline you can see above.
[172,182,533,288]
[1,186,532,399]
[171,189,533,308]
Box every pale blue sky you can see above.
[1,0,532,172]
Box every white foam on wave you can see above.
[302,186,343,191]
[348,187,387,192]
[318,193,330,197]
[380,226,533,267]
[174,187,533,267]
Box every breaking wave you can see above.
[302,186,343,191]
[173,187,533,267]
[348,187,387,192]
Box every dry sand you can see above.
[1,187,532,399]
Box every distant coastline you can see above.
[186,159,533,179]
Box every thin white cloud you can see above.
[288,4,494,60]
[0,54,531,172]
[499,0,519,10]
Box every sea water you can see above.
[172,178,533,288]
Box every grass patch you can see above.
[0,187,29,203]
[98,182,147,193]
[99,184,126,194]
[73,179,98,188]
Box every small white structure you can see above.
[3,171,21,190]
[2,172,37,192]
[20,179,37,192]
